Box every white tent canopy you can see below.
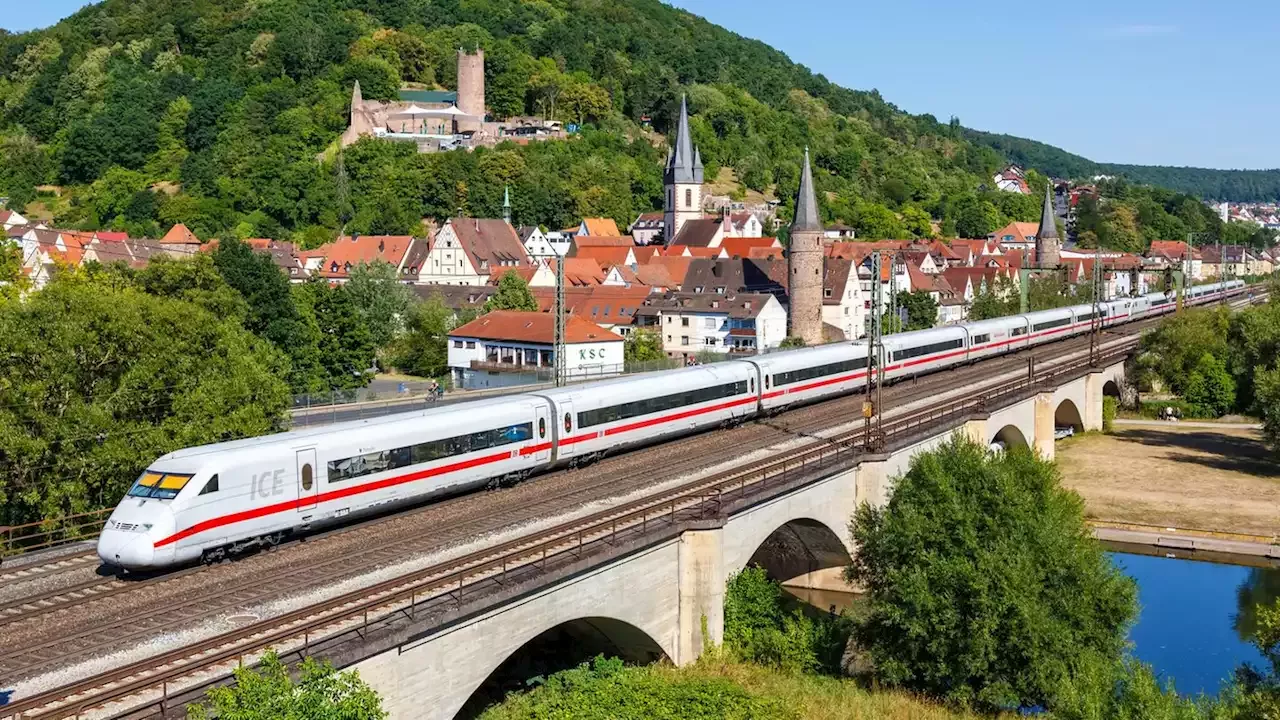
[394,104,473,118]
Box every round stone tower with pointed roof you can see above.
[1035,182,1061,268]
[788,148,824,345]
[663,95,704,244]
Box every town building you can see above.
[446,310,623,389]
[993,164,1030,194]
[417,218,529,286]
[633,292,786,357]
[303,234,422,283]
[517,226,559,260]
[988,222,1039,251]
[663,96,705,244]
[788,149,825,346]
[628,212,665,245]
[1034,184,1061,268]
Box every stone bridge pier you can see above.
[350,359,1126,719]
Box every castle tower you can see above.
[340,80,374,147]
[456,49,485,133]
[1035,182,1061,268]
[663,95,704,244]
[788,148,824,346]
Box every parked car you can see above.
[1054,425,1075,440]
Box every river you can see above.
[1113,550,1279,696]
[784,550,1280,697]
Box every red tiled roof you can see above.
[719,236,780,258]
[450,310,623,344]
[580,218,621,236]
[573,235,634,249]
[161,223,200,245]
[575,246,635,269]
[314,235,416,278]
[531,285,652,324]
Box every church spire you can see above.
[665,94,703,185]
[792,147,821,233]
[503,185,511,224]
[1037,181,1058,241]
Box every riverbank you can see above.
[478,656,984,720]
[1057,421,1280,536]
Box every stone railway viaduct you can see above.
[346,359,1127,719]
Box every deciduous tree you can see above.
[847,435,1136,711]
[484,270,538,312]
[0,274,289,526]
[345,261,413,349]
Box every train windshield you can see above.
[127,471,194,500]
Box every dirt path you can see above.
[1056,422,1280,536]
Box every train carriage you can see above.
[97,278,1257,572]
[963,316,1031,361]
[535,362,759,466]
[881,326,969,381]
[98,395,552,569]
[1022,307,1081,347]
[747,343,871,412]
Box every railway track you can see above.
[0,326,1063,683]
[0,332,1151,720]
[0,288,1260,718]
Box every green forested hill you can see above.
[0,0,1233,246]
[963,129,1280,202]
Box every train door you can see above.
[533,403,552,463]
[296,448,318,512]
[558,399,577,460]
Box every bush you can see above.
[847,435,1136,712]
[477,655,790,720]
[187,652,385,720]
[1102,396,1117,432]
[1138,399,1215,420]
[724,567,852,675]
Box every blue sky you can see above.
[6,0,1278,169]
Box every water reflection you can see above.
[1234,567,1280,642]
[1111,552,1278,696]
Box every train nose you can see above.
[97,529,155,569]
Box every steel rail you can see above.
[1,339,1142,720]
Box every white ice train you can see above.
[98,280,1245,569]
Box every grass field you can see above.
[1056,422,1280,536]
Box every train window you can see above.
[1011,327,1027,337]
[771,357,869,387]
[1032,317,1071,332]
[302,464,313,491]
[328,422,535,483]
[128,472,193,500]
[538,418,546,438]
[198,475,219,496]
[577,381,747,428]
[889,338,963,362]
[565,413,572,432]
[1077,312,1094,322]
[972,334,990,345]
[127,471,164,498]
[749,377,755,393]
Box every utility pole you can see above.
[863,251,882,450]
[887,251,899,335]
[1089,241,1102,365]
[554,248,566,387]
